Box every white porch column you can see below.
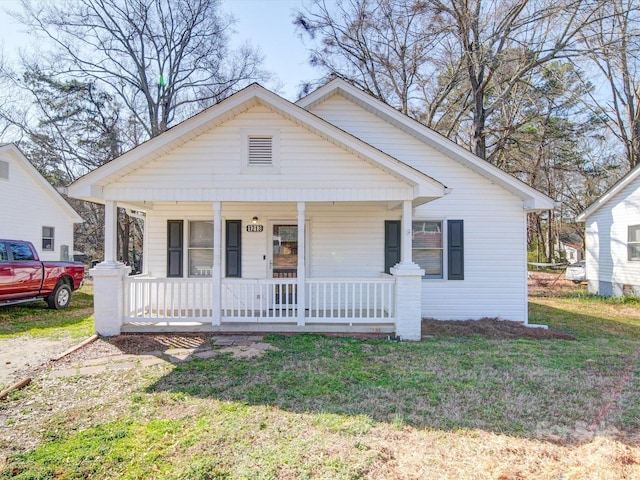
[391,199,424,341]
[104,200,118,264]
[212,202,222,326]
[297,202,306,326]
[400,200,414,265]
[141,212,149,274]
[91,200,130,336]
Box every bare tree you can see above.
[429,0,603,159]
[295,0,455,119]
[15,0,270,139]
[4,0,271,265]
[580,0,640,169]
[297,0,603,160]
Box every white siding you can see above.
[103,105,413,202]
[119,93,541,323]
[584,175,640,294]
[309,95,529,322]
[145,202,397,280]
[0,152,76,261]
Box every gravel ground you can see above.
[0,336,79,388]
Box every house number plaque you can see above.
[246,224,264,232]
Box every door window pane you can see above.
[272,225,297,278]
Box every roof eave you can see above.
[70,83,446,202]
[0,144,84,223]
[576,163,640,221]
[298,79,555,211]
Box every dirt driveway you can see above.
[0,336,79,388]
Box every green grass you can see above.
[0,284,94,339]
[2,291,640,478]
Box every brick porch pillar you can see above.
[90,262,130,336]
[391,265,424,341]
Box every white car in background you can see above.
[565,260,586,283]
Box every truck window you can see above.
[9,242,35,261]
[0,243,6,262]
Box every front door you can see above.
[270,224,297,308]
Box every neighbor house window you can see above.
[0,160,8,180]
[412,220,443,278]
[241,129,280,173]
[188,220,213,277]
[42,227,55,251]
[629,225,640,261]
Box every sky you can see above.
[0,0,319,101]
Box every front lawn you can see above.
[1,291,639,478]
[0,283,94,340]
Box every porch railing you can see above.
[124,276,395,325]
[221,278,299,321]
[305,278,395,323]
[125,276,214,322]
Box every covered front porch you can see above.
[92,200,427,339]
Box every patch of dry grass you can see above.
[2,283,640,478]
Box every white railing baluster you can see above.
[123,276,395,325]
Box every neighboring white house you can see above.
[0,143,83,261]
[68,79,554,339]
[577,163,640,296]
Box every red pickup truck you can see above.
[0,239,85,309]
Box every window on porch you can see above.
[412,220,442,278]
[189,221,213,277]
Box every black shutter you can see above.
[226,220,242,277]
[448,220,464,280]
[384,220,401,274]
[167,220,183,277]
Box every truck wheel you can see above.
[47,283,72,309]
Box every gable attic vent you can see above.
[248,136,273,165]
[0,160,8,180]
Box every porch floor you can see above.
[121,321,395,335]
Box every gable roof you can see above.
[68,83,446,205]
[0,143,83,223]
[576,162,640,221]
[297,78,555,211]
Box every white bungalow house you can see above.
[0,143,83,261]
[577,163,640,296]
[68,79,554,340]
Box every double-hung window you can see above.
[42,227,55,251]
[412,220,443,278]
[386,219,464,279]
[188,221,213,277]
[167,220,214,278]
[629,225,640,261]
